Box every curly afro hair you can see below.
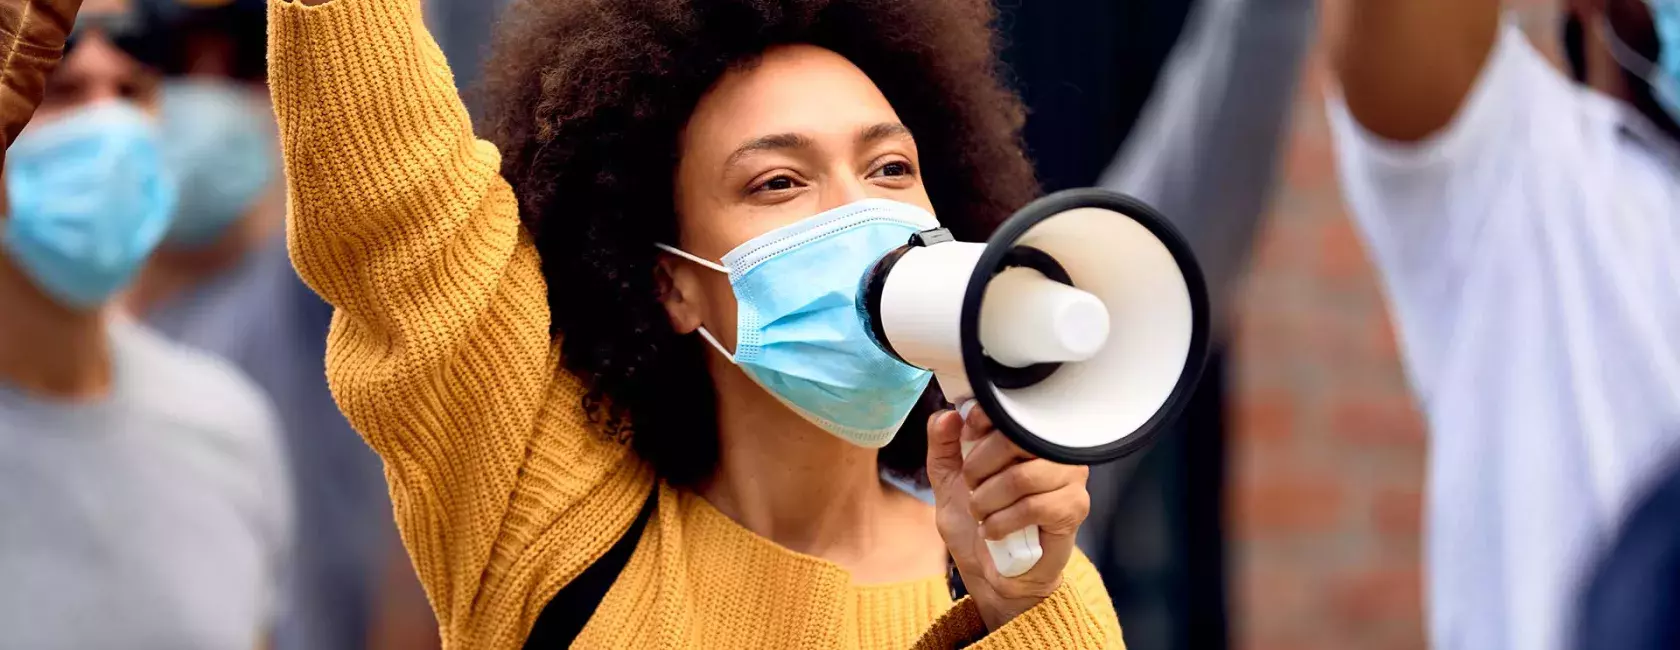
[481,0,1040,487]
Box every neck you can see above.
[0,252,113,400]
[699,361,893,562]
[124,235,246,316]
[123,207,272,317]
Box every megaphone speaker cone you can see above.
[959,189,1210,466]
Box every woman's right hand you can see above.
[925,407,1091,632]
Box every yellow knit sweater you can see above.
[269,1,1125,648]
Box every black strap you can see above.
[524,486,658,649]
[947,554,968,601]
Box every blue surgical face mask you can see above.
[158,79,277,248]
[3,101,177,311]
[1604,1,1680,125]
[658,199,937,448]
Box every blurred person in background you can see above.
[0,0,292,648]
[1330,0,1680,648]
[1573,451,1680,650]
[109,1,440,649]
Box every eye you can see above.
[869,159,916,180]
[750,174,803,194]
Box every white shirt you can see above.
[1328,25,1680,650]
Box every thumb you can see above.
[924,409,965,491]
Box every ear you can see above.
[656,254,706,335]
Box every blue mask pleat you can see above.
[725,199,938,447]
[2,101,177,310]
[158,80,277,248]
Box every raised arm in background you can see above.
[1334,0,1502,142]
[268,0,649,645]
[1098,0,1316,331]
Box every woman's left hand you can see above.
[926,405,1091,632]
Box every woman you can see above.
[271,0,1122,647]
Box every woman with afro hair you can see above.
[271,0,1123,647]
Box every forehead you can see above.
[58,33,145,82]
[683,45,904,156]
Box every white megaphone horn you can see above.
[859,188,1211,578]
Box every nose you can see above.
[86,82,124,105]
[817,174,873,212]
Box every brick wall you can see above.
[1228,2,1561,648]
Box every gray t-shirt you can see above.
[0,318,292,650]
[145,238,394,650]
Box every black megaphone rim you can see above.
[957,188,1212,465]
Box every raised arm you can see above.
[1335,0,1502,141]
[1099,0,1315,331]
[0,0,81,148]
[269,0,591,638]
[1,0,83,208]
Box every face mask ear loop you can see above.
[655,243,730,275]
[695,325,736,363]
[1603,16,1661,81]
[654,243,736,361]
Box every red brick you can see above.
[1367,311,1403,365]
[1316,0,1347,50]
[1328,394,1424,445]
[1296,50,1332,105]
[1373,487,1423,537]
[1251,216,1311,276]
[1227,4,1451,644]
[1283,130,1337,192]
[1232,473,1347,536]
[1317,215,1371,278]
[1236,566,1312,626]
[1327,567,1423,625]
[1232,390,1298,443]
[1242,636,1344,650]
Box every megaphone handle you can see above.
[957,400,1045,579]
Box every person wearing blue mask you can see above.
[116,2,441,649]
[1328,0,1680,649]
[271,0,1127,647]
[0,1,292,648]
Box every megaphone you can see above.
[859,188,1210,577]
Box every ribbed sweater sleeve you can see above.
[268,1,648,645]
[915,552,1126,649]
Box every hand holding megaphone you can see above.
[863,189,1210,579]
[925,403,1089,630]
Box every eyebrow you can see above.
[858,122,913,146]
[721,122,914,171]
[723,133,815,170]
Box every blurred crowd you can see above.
[0,0,1675,649]
[0,0,437,649]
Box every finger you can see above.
[924,410,965,489]
[967,459,1079,522]
[979,484,1091,541]
[960,431,1034,490]
[961,402,993,433]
